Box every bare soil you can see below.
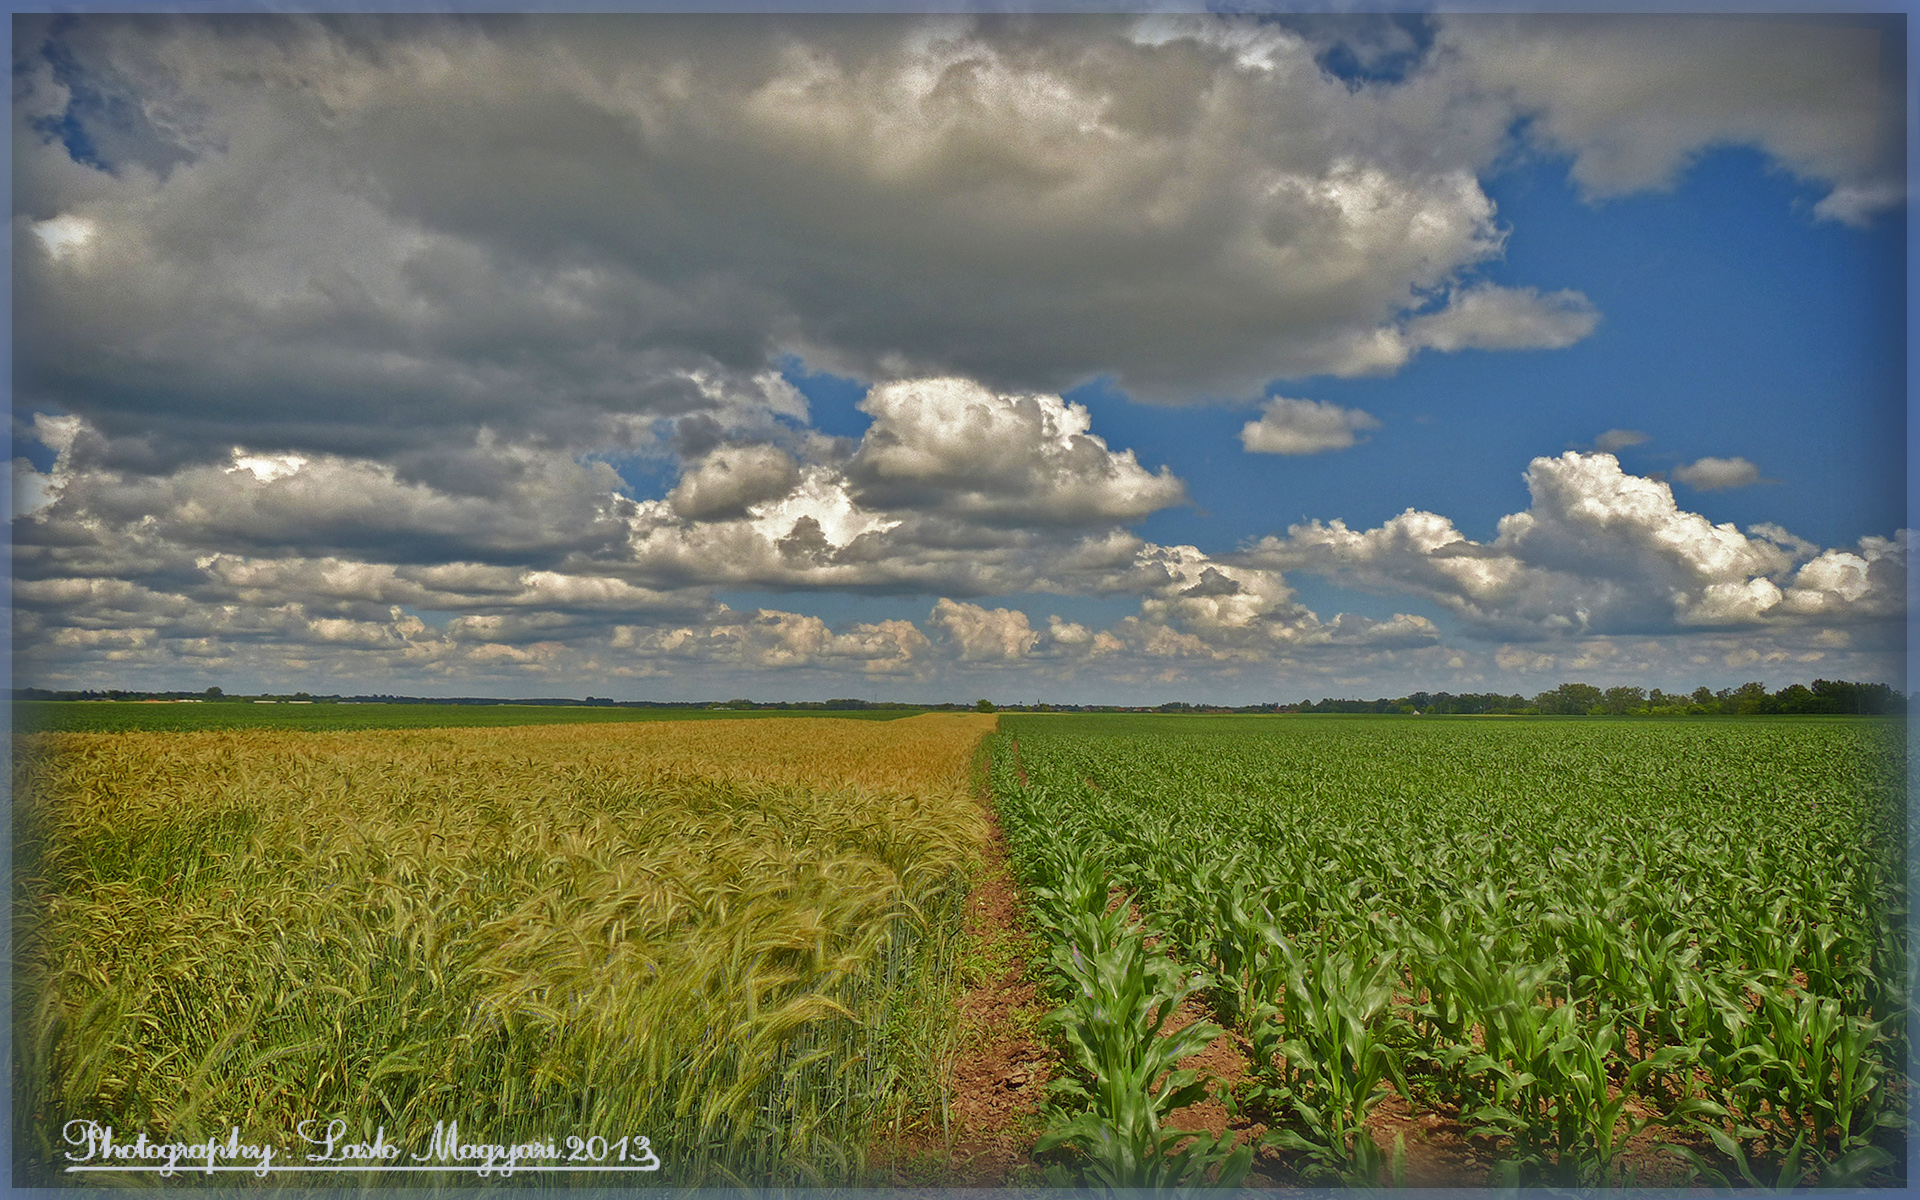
[868,789,1055,1186]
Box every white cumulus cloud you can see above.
[1240,397,1382,456]
[847,378,1186,525]
[929,599,1040,662]
[1672,456,1762,491]
[1593,429,1650,452]
[1406,284,1601,354]
[1241,451,1903,638]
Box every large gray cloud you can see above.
[11,9,1605,479]
[18,13,1889,474]
[1430,14,1903,224]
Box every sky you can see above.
[8,11,1910,704]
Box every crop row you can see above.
[991,714,1907,1189]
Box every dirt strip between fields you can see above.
[870,755,1054,1186]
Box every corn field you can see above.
[992,714,1908,1189]
[13,714,994,1187]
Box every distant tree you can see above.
[1811,678,1902,715]
[1719,681,1768,715]
[1601,686,1646,715]
[974,699,995,713]
[1536,683,1603,715]
[1771,683,1817,714]
[205,686,223,698]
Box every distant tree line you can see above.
[1285,678,1907,716]
[12,678,1907,716]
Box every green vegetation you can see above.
[13,700,915,736]
[1289,677,1908,716]
[1024,849,1251,1192]
[19,703,1908,1189]
[14,715,995,1187]
[991,714,1906,1189]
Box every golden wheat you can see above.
[13,714,994,1186]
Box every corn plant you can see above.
[994,764,1249,1193]
[1666,1125,1896,1192]
[1247,939,1408,1182]
[1035,889,1251,1192]
[1735,983,1895,1158]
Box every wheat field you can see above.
[13,714,995,1187]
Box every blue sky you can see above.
[11,12,1909,702]
[733,140,1905,660]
